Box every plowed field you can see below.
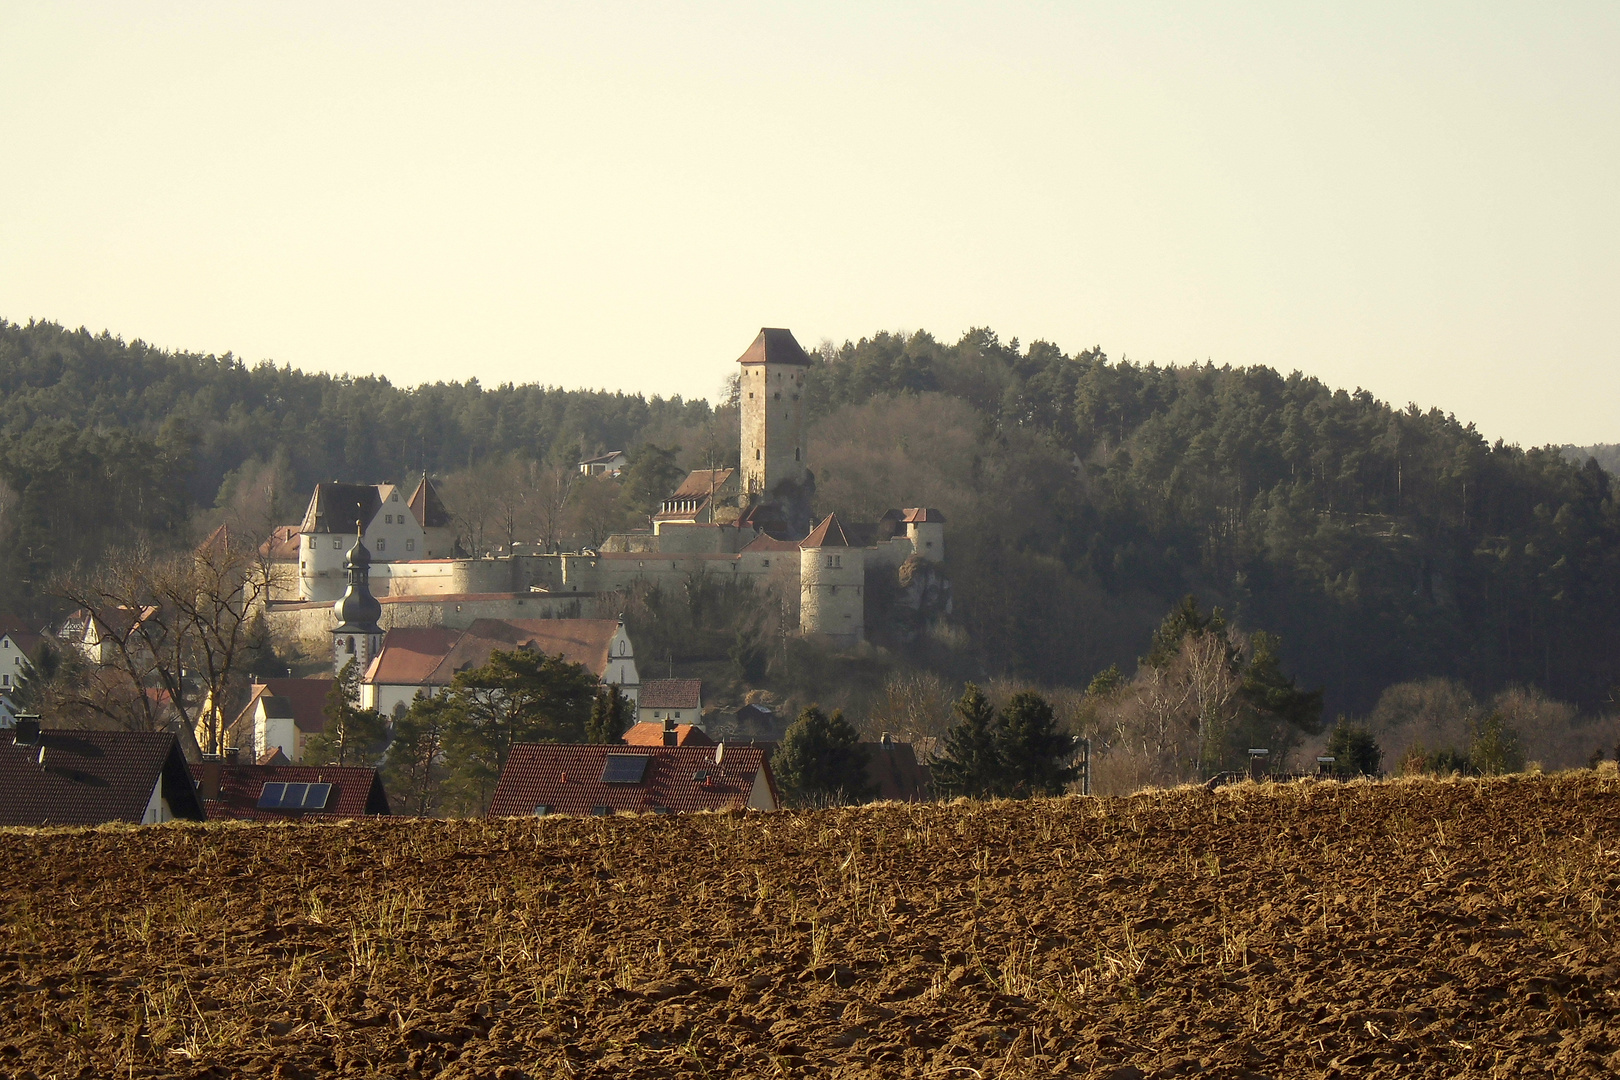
[2,774,1619,1079]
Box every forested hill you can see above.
[2,317,1617,714]
[0,319,711,596]
[804,330,1620,713]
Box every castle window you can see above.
[834,555,841,567]
[308,536,315,548]
[346,636,355,653]
[831,586,838,594]
[762,559,769,567]
[826,556,833,568]
[407,539,415,551]
[385,514,392,524]
[774,392,780,400]
[795,447,800,461]
[334,539,342,549]
[755,449,761,460]
[376,539,386,551]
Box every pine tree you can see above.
[1323,717,1382,775]
[584,685,631,743]
[930,683,1005,798]
[997,691,1078,796]
[771,706,873,805]
[304,658,388,767]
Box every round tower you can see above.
[331,535,384,675]
[738,328,811,499]
[903,507,946,562]
[799,513,865,646]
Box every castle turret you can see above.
[331,535,384,675]
[799,513,864,646]
[902,508,945,562]
[738,328,811,499]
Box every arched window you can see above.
[346,636,355,653]
[794,447,800,461]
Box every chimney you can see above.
[198,759,223,801]
[663,714,678,747]
[13,717,40,746]
[224,746,240,765]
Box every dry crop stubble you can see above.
[0,775,1617,1077]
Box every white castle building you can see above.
[265,328,945,651]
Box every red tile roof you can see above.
[408,475,452,529]
[189,762,390,822]
[801,513,851,549]
[740,533,801,554]
[433,619,619,683]
[736,328,812,367]
[259,524,304,561]
[666,468,736,500]
[365,620,622,688]
[638,678,702,710]
[233,678,335,736]
[0,730,204,827]
[487,744,776,817]
[623,722,713,747]
[362,627,463,686]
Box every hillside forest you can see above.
[2,318,1618,781]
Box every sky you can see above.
[2,2,1617,446]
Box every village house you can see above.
[0,624,43,696]
[486,742,779,817]
[189,755,390,821]
[578,450,629,477]
[58,606,160,667]
[361,617,639,715]
[0,722,205,826]
[226,677,336,765]
[636,678,702,729]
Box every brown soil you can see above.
[2,774,1618,1078]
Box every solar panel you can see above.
[281,783,309,809]
[256,782,287,809]
[601,754,650,784]
[303,783,332,810]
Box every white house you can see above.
[227,678,336,764]
[636,678,703,729]
[578,450,628,477]
[0,629,42,695]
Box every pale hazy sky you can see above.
[3,2,1616,446]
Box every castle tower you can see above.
[799,512,865,646]
[738,328,812,499]
[331,535,384,676]
[902,508,946,562]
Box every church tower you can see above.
[331,534,384,676]
[738,328,812,499]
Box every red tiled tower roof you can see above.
[736,328,812,367]
[800,513,850,549]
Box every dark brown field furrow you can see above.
[1,773,1617,1078]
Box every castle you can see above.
[266,328,944,652]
